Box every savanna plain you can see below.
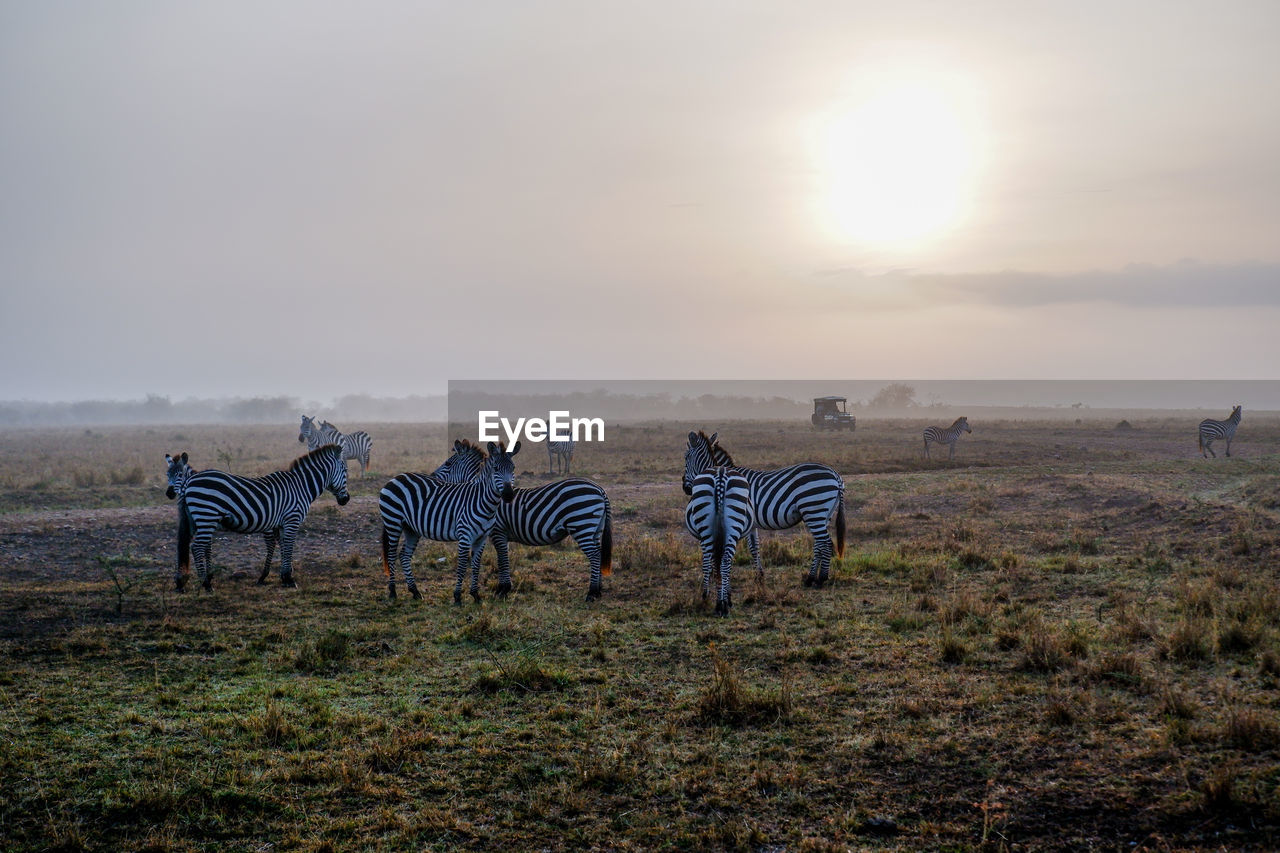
[1,415,1279,851]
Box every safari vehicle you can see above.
[811,396,856,431]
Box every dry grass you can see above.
[2,416,1280,849]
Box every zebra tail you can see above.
[177,498,192,576]
[601,502,613,577]
[836,497,846,559]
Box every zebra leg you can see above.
[278,524,300,588]
[577,527,603,600]
[715,543,734,616]
[454,541,468,605]
[699,542,715,601]
[467,535,484,602]
[192,531,214,592]
[398,532,420,600]
[1226,438,1232,458]
[492,532,513,598]
[924,439,931,460]
[803,519,836,588]
[948,442,955,460]
[257,529,279,585]
[1205,440,1216,458]
[748,529,763,580]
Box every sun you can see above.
[814,76,982,249]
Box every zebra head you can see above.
[319,444,350,506]
[431,439,487,484]
[164,451,191,500]
[682,430,717,496]
[957,417,972,433]
[484,440,520,502]
[299,414,316,444]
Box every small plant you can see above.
[694,646,791,726]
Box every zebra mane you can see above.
[454,438,488,459]
[697,430,735,466]
[289,444,342,470]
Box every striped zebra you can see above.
[683,431,845,588]
[548,439,575,474]
[923,417,972,460]
[176,444,350,592]
[1199,405,1242,458]
[379,441,520,603]
[685,465,754,615]
[165,451,194,500]
[298,416,373,477]
[432,439,613,600]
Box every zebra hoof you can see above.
[714,600,730,616]
[387,584,397,600]
[495,583,512,599]
[256,576,269,586]
[802,574,814,588]
[201,579,212,592]
[281,574,296,589]
[470,590,482,603]
[408,585,421,601]
[586,585,602,601]
[174,578,187,593]
[453,591,463,605]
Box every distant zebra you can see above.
[548,439,575,474]
[683,431,845,588]
[684,466,755,615]
[433,440,612,599]
[923,417,972,460]
[298,416,372,477]
[176,445,350,591]
[1199,405,1242,458]
[379,441,520,603]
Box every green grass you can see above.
[1,417,1280,849]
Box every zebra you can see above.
[684,466,755,616]
[1199,405,1242,458]
[176,444,350,592]
[298,416,373,477]
[923,417,972,460]
[379,441,520,603]
[683,431,845,588]
[432,439,613,600]
[165,451,194,500]
[548,439,575,474]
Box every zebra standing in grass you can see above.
[176,445,350,591]
[685,465,754,616]
[379,441,520,603]
[923,417,972,460]
[1199,405,1242,458]
[683,431,845,588]
[298,415,373,477]
[548,439,575,474]
[432,439,613,600]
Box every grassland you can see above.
[1,415,1279,851]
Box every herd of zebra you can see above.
[160,405,1244,612]
[163,420,847,615]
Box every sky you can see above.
[1,1,1278,402]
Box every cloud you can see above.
[814,260,1280,309]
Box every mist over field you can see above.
[4,380,1277,427]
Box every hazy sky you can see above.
[2,1,1278,402]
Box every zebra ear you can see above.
[165,454,173,465]
[687,431,698,445]
[486,441,499,456]
[181,451,188,464]
[454,439,463,452]
[708,432,718,445]
[510,440,521,456]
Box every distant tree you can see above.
[868,383,919,409]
